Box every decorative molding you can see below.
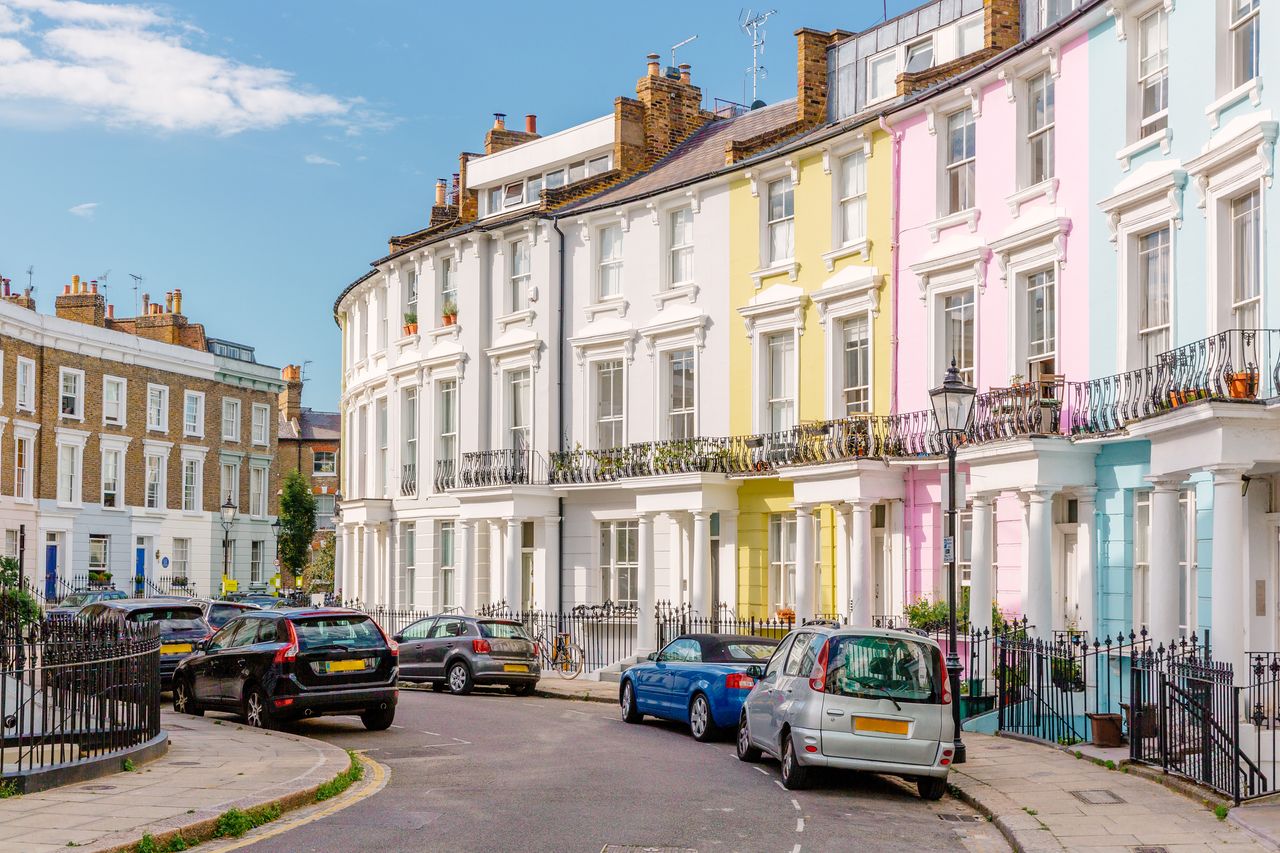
[1116,127,1171,172]
[989,217,1073,284]
[645,201,659,225]
[924,86,981,136]
[639,313,709,356]
[744,170,759,197]
[568,327,638,365]
[615,208,630,233]
[1005,177,1060,218]
[1098,166,1188,245]
[495,308,535,332]
[1206,78,1264,131]
[997,68,1017,103]
[926,208,980,243]
[821,238,871,271]
[738,291,809,339]
[685,188,701,215]
[1044,44,1060,79]
[1184,118,1278,198]
[785,158,799,185]
[583,298,629,322]
[652,283,699,309]
[910,245,991,302]
[749,260,800,289]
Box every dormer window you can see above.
[956,15,983,56]
[868,52,897,103]
[904,38,933,74]
[503,182,523,208]
[546,169,566,189]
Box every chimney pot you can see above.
[142,292,150,313]
[165,291,173,313]
[646,53,661,77]
[679,63,691,84]
[72,274,80,292]
[525,114,537,134]
[90,280,98,293]
[173,288,182,314]
[493,112,506,130]
[434,178,447,207]
[63,284,71,295]
[106,304,114,319]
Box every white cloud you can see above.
[304,153,338,166]
[68,200,97,217]
[0,0,362,134]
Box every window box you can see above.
[88,570,111,588]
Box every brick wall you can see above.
[896,0,1022,97]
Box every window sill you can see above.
[1206,77,1263,130]
[749,260,800,289]
[103,419,126,429]
[146,426,168,434]
[56,501,82,511]
[496,309,535,332]
[1116,127,1171,171]
[425,323,462,342]
[1005,177,1060,218]
[926,208,979,243]
[653,283,699,309]
[396,332,420,349]
[184,432,203,441]
[59,413,85,423]
[584,298,628,321]
[101,504,126,513]
[821,238,871,271]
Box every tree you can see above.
[278,469,317,588]
[302,532,335,594]
[0,556,40,625]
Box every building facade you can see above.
[0,277,284,599]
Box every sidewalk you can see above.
[535,675,618,703]
[0,710,351,853]
[952,732,1272,851]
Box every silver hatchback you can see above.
[736,625,956,799]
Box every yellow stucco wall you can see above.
[728,127,892,617]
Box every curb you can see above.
[398,679,617,705]
[945,771,1065,853]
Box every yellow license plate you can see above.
[160,643,193,655]
[326,659,367,673]
[503,664,529,673]
[854,717,909,736]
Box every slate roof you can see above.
[278,408,340,442]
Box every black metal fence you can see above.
[479,602,641,672]
[2,602,161,789]
[345,604,434,637]
[655,602,795,649]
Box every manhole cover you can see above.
[1132,847,1168,853]
[80,784,116,792]
[170,761,200,766]
[938,814,984,823]
[1070,789,1125,804]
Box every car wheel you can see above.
[361,706,395,731]
[689,693,719,742]
[509,682,536,697]
[917,776,947,801]
[172,678,202,717]
[736,713,762,762]
[620,681,642,724]
[780,733,810,790]
[243,685,275,730]
[446,661,474,695]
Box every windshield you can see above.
[707,641,777,662]
[61,593,90,607]
[292,615,386,652]
[825,635,943,704]
[126,607,206,632]
[477,621,529,640]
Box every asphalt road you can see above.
[222,687,1007,853]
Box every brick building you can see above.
[0,276,284,599]
[275,363,340,535]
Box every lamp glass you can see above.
[929,361,977,434]
[220,498,236,526]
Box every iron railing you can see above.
[434,458,456,492]
[345,603,434,637]
[1,603,161,790]
[454,449,547,488]
[400,463,417,497]
[479,602,641,672]
[655,601,794,649]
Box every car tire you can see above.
[361,706,396,731]
[689,693,719,742]
[243,685,275,730]
[736,713,762,762]
[431,681,447,693]
[172,678,202,717]
[509,682,536,697]
[620,681,642,724]
[917,777,947,801]
[780,733,811,790]
[446,661,474,695]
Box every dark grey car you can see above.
[394,615,540,696]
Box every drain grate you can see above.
[1132,847,1169,853]
[600,848,698,853]
[80,784,116,792]
[1070,789,1125,805]
[170,761,201,766]
[938,814,985,823]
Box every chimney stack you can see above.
[72,274,80,293]
[434,178,447,207]
[492,112,506,130]
[679,64,691,84]
[525,114,537,134]
[107,304,115,319]
[55,273,107,326]
[279,364,304,423]
[646,53,661,77]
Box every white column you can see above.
[335,527,348,601]
[1148,479,1183,644]
[363,524,376,604]
[794,504,814,621]
[457,520,474,613]
[970,493,994,635]
[537,517,560,612]
[1211,467,1248,680]
[691,511,711,615]
[667,513,686,605]
[835,507,851,621]
[1075,489,1097,637]
[488,521,503,607]
[1026,488,1056,637]
[637,513,656,652]
[850,501,873,627]
[504,518,521,611]
[1016,492,1031,620]
[718,511,739,611]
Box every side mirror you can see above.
[646,652,658,661]
[195,639,208,651]
[392,633,404,644]
[746,665,763,679]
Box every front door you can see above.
[872,530,888,618]
[134,536,150,597]
[44,544,58,600]
[1057,532,1078,632]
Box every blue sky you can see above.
[0,0,919,411]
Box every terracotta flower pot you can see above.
[443,314,457,327]
[1228,371,1259,399]
[403,323,418,335]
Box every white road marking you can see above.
[450,736,468,743]
[420,730,439,736]
[796,818,805,832]
[791,845,802,853]
[791,798,800,811]
[774,780,786,790]
[755,767,769,775]
[389,724,403,729]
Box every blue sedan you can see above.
[619,634,779,741]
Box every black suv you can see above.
[171,608,398,730]
[77,599,211,689]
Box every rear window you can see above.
[478,621,529,640]
[292,615,386,652]
[126,607,205,631]
[825,635,943,704]
[707,641,777,662]
[208,604,246,625]
[62,593,90,607]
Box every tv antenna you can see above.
[128,273,143,319]
[25,265,33,289]
[301,360,313,382]
[670,35,698,69]
[97,269,110,295]
[740,8,776,104]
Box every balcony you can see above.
[400,463,417,497]
[434,458,456,492]
[453,449,547,488]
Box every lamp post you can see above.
[220,496,236,584]
[270,517,283,593]
[929,359,976,765]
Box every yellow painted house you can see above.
[728,124,893,618]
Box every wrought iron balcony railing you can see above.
[434,458,456,492]
[400,463,417,497]
[454,448,547,488]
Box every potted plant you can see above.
[1228,370,1259,399]
[88,569,111,587]
[402,312,418,336]
[172,575,189,588]
[442,299,458,326]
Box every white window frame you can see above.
[103,376,127,426]
[181,455,203,513]
[101,445,123,509]
[375,396,389,497]
[738,295,805,434]
[221,460,241,507]
[840,313,872,415]
[1178,487,1198,635]
[403,266,418,319]
[765,176,795,265]
[812,263,881,419]
[592,358,626,449]
[1230,188,1262,329]
[1024,267,1058,380]
[12,430,34,501]
[1228,0,1261,90]
[55,430,86,506]
[249,464,268,518]
[146,383,169,433]
[1133,490,1151,628]
[667,206,695,289]
[222,398,241,442]
[509,238,531,312]
[438,520,456,610]
[596,222,624,301]
[504,366,533,452]
[903,36,934,74]
[867,50,898,105]
[1135,6,1169,141]
[144,451,167,510]
[251,403,270,446]
[250,540,263,584]
[664,348,697,440]
[1136,226,1172,367]
[312,450,337,477]
[438,252,457,317]
[599,520,639,607]
[940,288,977,387]
[183,390,205,438]
[944,107,976,216]
[768,513,798,613]
[1025,71,1055,188]
[764,331,797,434]
[16,357,35,413]
[436,376,459,489]
[956,14,983,56]
[173,538,190,579]
[59,367,85,421]
[88,534,109,571]
[837,150,868,250]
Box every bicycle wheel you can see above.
[561,641,585,680]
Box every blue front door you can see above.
[134,547,146,596]
[44,545,57,600]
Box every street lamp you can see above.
[220,496,236,582]
[929,359,976,765]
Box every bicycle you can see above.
[533,629,585,679]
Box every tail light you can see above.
[938,649,952,705]
[274,697,295,708]
[725,672,756,690]
[371,622,398,657]
[274,618,299,664]
[808,640,829,692]
[472,638,492,654]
